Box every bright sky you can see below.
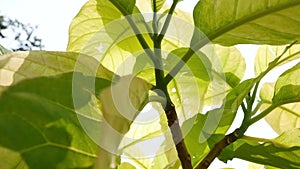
[0,0,279,169]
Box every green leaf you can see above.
[216,79,255,133]
[118,162,136,169]
[193,0,300,45]
[182,114,209,166]
[255,44,300,76]
[68,0,155,74]
[202,45,245,107]
[273,62,300,104]
[0,146,28,169]
[67,0,121,52]
[0,51,120,168]
[165,48,211,120]
[0,72,108,169]
[108,0,136,15]
[0,51,114,89]
[96,75,152,168]
[260,84,300,134]
[220,129,300,169]
[151,0,166,11]
[184,79,256,166]
[165,48,211,82]
[214,45,245,87]
[99,75,151,134]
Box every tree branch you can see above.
[195,130,239,169]
[165,103,193,169]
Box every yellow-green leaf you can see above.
[194,0,300,45]
[255,44,300,76]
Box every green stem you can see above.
[248,104,278,125]
[152,0,158,36]
[110,1,157,65]
[251,101,263,116]
[157,0,179,43]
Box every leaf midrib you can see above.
[20,142,97,158]
[208,1,300,41]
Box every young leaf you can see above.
[273,62,300,104]
[219,129,300,169]
[259,70,300,134]
[201,45,245,108]
[193,0,300,45]
[214,45,245,87]
[254,44,300,76]
[68,0,145,53]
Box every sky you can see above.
[0,0,279,168]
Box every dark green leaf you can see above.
[0,72,110,169]
[220,129,300,169]
[151,0,166,11]
[108,0,136,15]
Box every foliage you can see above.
[1,0,300,169]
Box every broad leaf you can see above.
[67,0,146,54]
[0,72,109,169]
[203,45,245,106]
[260,78,300,134]
[219,129,300,169]
[273,62,300,104]
[255,44,300,76]
[99,75,151,134]
[0,51,117,168]
[95,75,152,168]
[194,0,300,45]
[165,48,210,121]
[214,45,245,87]
[184,78,258,165]
[0,146,28,169]
[185,79,256,166]
[0,51,115,85]
[182,114,209,166]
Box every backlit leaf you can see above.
[194,0,300,45]
[260,79,300,134]
[255,44,300,76]
[273,62,300,104]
